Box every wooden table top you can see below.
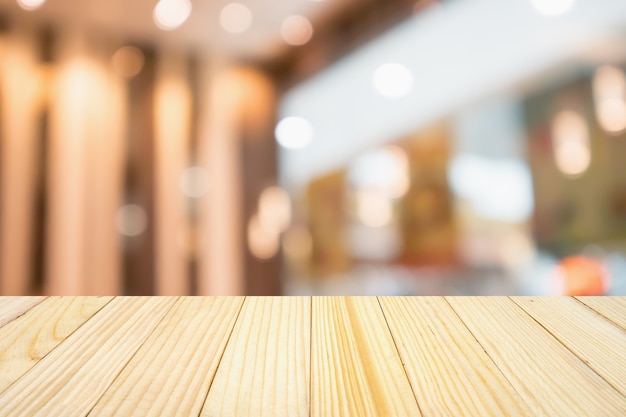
[0,296,624,416]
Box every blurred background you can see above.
[1,0,625,296]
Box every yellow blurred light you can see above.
[597,98,626,134]
[281,16,314,46]
[116,205,148,237]
[153,0,192,31]
[530,0,575,16]
[593,66,626,135]
[356,189,393,228]
[258,186,291,234]
[16,0,45,11]
[247,214,279,259]
[220,3,253,34]
[551,111,591,178]
[372,63,414,98]
[283,226,313,261]
[111,46,145,79]
[275,116,313,149]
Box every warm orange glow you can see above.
[258,186,292,234]
[111,46,144,79]
[248,214,279,259]
[555,256,609,296]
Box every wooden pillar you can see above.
[0,27,42,295]
[153,50,192,295]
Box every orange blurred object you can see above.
[557,256,609,296]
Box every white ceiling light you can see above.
[372,63,414,98]
[530,0,575,17]
[220,3,253,34]
[281,16,314,46]
[153,0,192,31]
[275,117,313,149]
[16,0,46,11]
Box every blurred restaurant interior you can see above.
[1,0,626,296]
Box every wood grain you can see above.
[89,297,244,417]
[311,297,421,417]
[0,296,112,393]
[575,296,626,329]
[0,297,46,328]
[379,297,532,416]
[446,297,626,416]
[0,297,176,417]
[511,296,626,396]
[201,297,310,417]
[0,297,623,416]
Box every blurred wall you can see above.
[0,18,280,295]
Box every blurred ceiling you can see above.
[0,0,354,58]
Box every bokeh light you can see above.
[111,46,145,79]
[372,63,414,98]
[281,16,314,46]
[220,3,253,34]
[593,66,626,134]
[116,205,148,237]
[530,0,575,17]
[179,166,210,198]
[153,0,192,31]
[16,0,46,11]
[275,116,313,149]
[258,186,291,234]
[356,189,393,228]
[551,111,591,178]
[247,214,279,259]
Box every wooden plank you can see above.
[446,297,626,416]
[0,297,176,416]
[379,297,532,416]
[575,296,626,329]
[201,297,310,417]
[310,297,421,417]
[89,297,244,416]
[0,297,46,328]
[512,296,626,396]
[0,296,112,393]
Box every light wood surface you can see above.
[0,296,623,416]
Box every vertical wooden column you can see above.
[197,63,245,295]
[81,46,127,295]
[239,70,281,296]
[45,32,127,295]
[153,50,192,295]
[124,48,157,295]
[0,27,43,295]
[197,65,280,295]
[45,32,89,294]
